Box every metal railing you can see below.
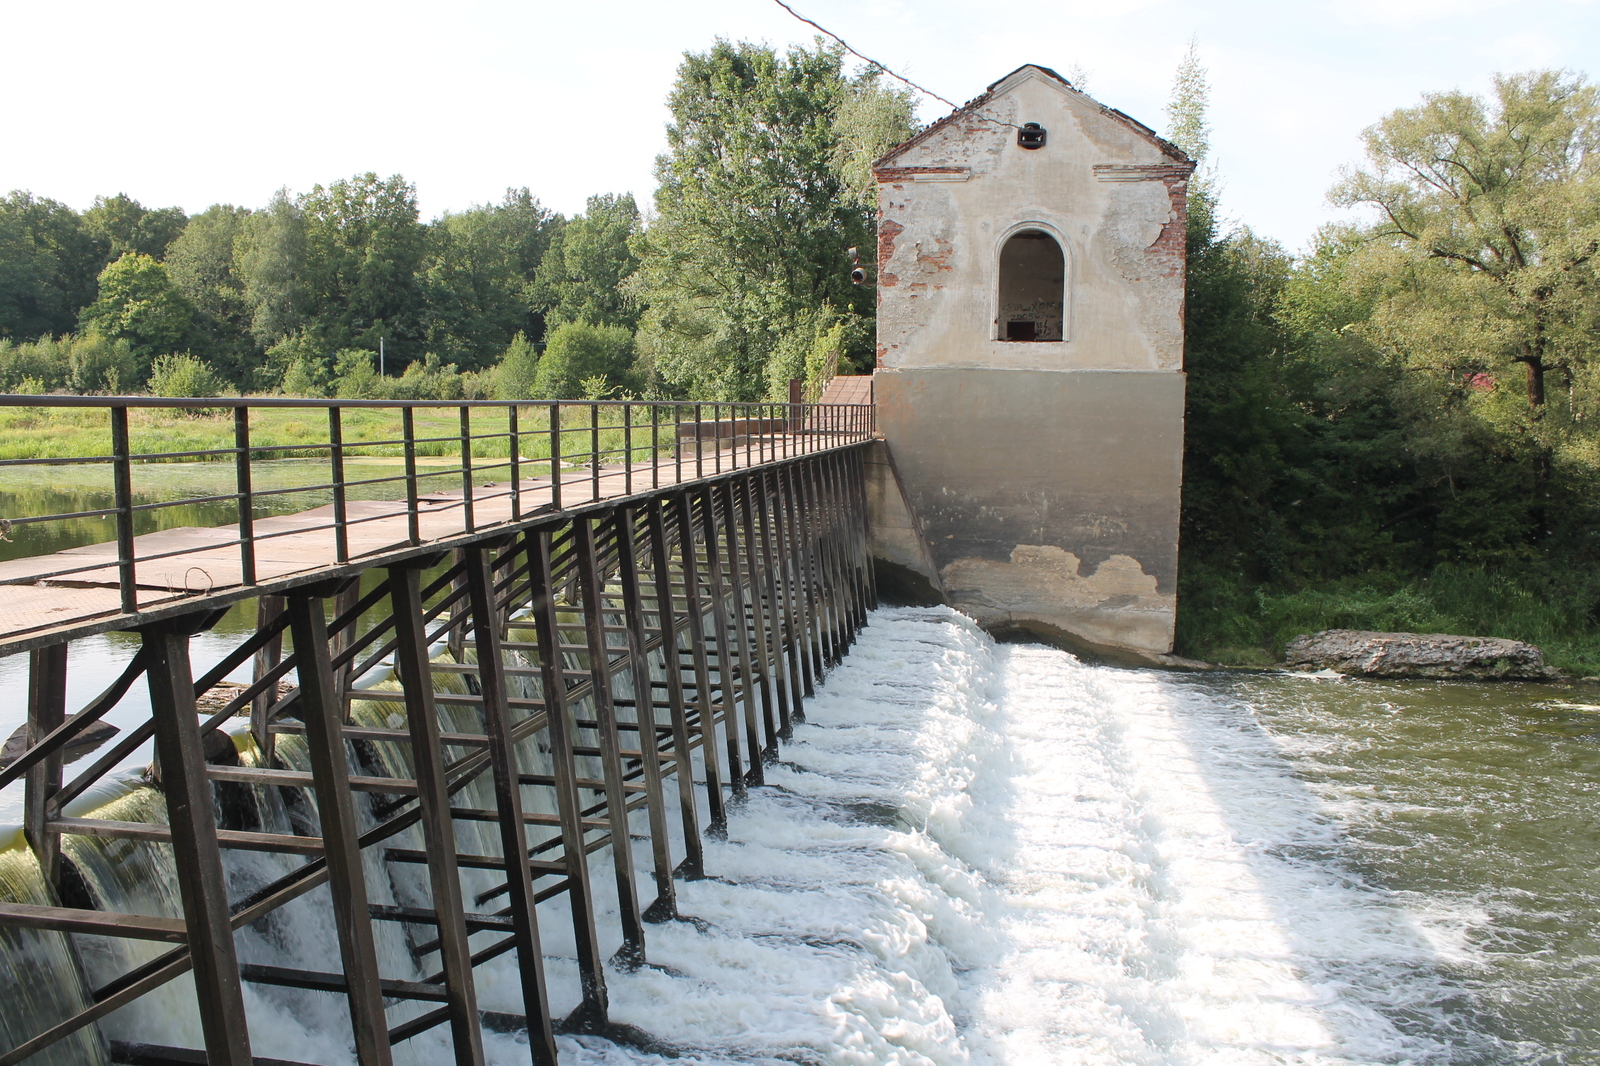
[0,395,875,641]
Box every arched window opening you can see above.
[997,230,1065,341]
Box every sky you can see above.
[4,0,1598,253]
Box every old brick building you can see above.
[871,64,1194,659]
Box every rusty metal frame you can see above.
[0,445,875,1065]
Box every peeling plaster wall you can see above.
[872,67,1190,658]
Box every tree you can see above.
[423,188,558,370]
[1333,71,1600,415]
[235,190,308,349]
[630,40,914,399]
[83,194,188,261]
[1164,38,1217,243]
[299,172,427,358]
[0,192,106,341]
[79,253,194,360]
[532,321,634,400]
[529,193,641,330]
[494,331,540,399]
[166,204,256,384]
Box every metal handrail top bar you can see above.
[0,395,792,410]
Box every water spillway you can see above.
[2,394,1597,1062]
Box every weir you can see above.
[0,396,877,1065]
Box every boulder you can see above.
[1283,629,1553,680]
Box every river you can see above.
[1,468,1598,1063]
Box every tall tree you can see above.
[1333,71,1600,414]
[166,204,256,383]
[235,189,309,349]
[299,172,427,357]
[631,39,914,399]
[423,188,558,370]
[0,192,106,341]
[83,193,188,261]
[528,192,641,330]
[79,253,194,360]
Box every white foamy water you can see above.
[10,606,1496,1065]
[561,606,1463,1066]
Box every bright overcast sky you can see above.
[5,0,1598,252]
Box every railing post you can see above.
[573,517,647,966]
[329,405,349,563]
[403,407,420,546]
[644,499,704,876]
[285,591,394,1066]
[509,404,522,522]
[651,404,660,491]
[590,402,601,503]
[23,643,68,891]
[111,405,137,615]
[608,502,678,915]
[672,492,727,833]
[235,405,256,586]
[459,405,475,534]
[462,545,559,1065]
[387,564,485,1065]
[696,484,746,794]
[624,401,633,496]
[694,403,703,481]
[524,529,610,1026]
[144,618,254,1066]
[549,402,562,511]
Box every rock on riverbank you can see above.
[1284,629,1553,680]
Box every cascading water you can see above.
[4,605,1597,1063]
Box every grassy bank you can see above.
[1176,562,1600,676]
[0,402,681,463]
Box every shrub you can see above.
[0,332,139,394]
[385,353,465,401]
[280,358,328,398]
[532,322,634,400]
[148,353,225,398]
[332,349,381,398]
[494,332,540,400]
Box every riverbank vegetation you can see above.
[1172,58,1600,673]
[2,39,1596,669]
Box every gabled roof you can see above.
[873,63,1190,170]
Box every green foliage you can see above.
[332,348,381,398]
[0,332,138,393]
[79,253,194,358]
[1178,561,1600,675]
[762,306,861,401]
[147,353,225,398]
[385,353,465,401]
[494,331,540,400]
[279,357,327,398]
[235,190,308,349]
[533,321,634,400]
[1164,38,1216,240]
[165,204,256,384]
[424,188,558,370]
[1175,66,1600,667]
[528,193,641,330]
[299,173,426,359]
[0,192,106,341]
[631,39,913,399]
[1331,72,1600,428]
[82,193,188,261]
